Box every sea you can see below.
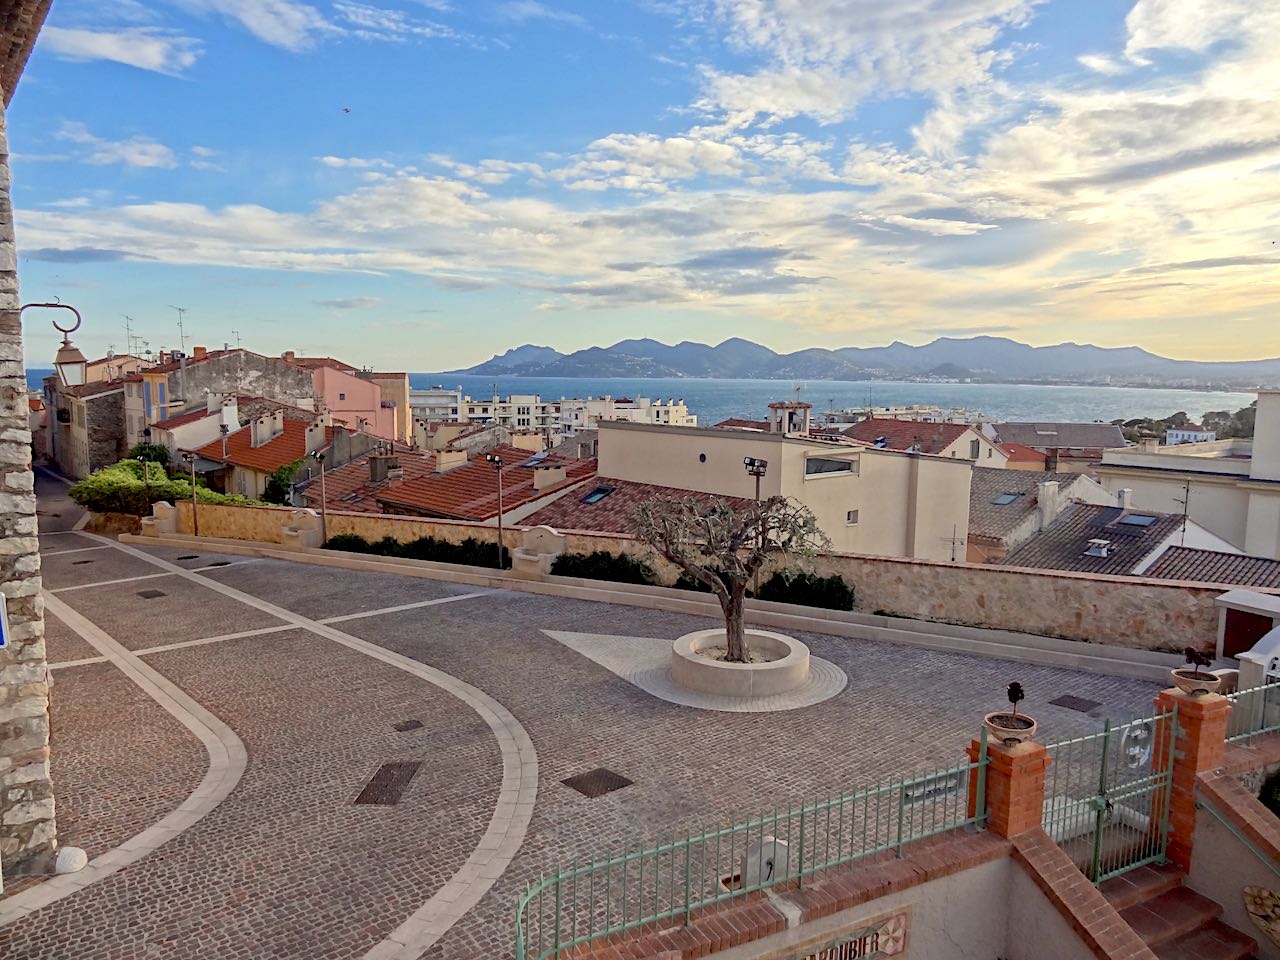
[28,367,1257,427]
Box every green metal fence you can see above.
[1041,708,1177,884]
[514,739,988,960]
[1227,682,1280,743]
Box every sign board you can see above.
[793,909,910,960]
[0,592,9,650]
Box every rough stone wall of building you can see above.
[86,391,126,471]
[0,103,56,865]
[167,353,315,410]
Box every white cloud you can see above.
[317,155,395,169]
[55,122,179,169]
[332,2,468,41]
[496,1,586,26]
[1077,53,1127,75]
[174,0,336,51]
[316,296,382,309]
[40,26,202,75]
[557,133,746,191]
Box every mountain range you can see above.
[449,337,1280,388]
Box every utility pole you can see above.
[169,305,188,354]
[942,524,965,563]
[486,453,505,568]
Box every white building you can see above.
[825,404,989,427]
[558,396,696,436]
[1165,424,1217,445]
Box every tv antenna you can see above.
[169,305,188,353]
[941,524,966,563]
[231,329,242,349]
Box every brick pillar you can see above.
[967,738,1051,838]
[1154,688,1230,872]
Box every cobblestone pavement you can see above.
[3,528,1163,960]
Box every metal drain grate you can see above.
[393,719,424,732]
[354,761,422,805]
[137,589,167,599]
[1050,694,1103,714]
[562,768,633,799]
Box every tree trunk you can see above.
[723,581,749,663]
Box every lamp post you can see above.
[21,301,87,388]
[181,452,199,537]
[136,455,151,511]
[743,456,768,596]
[486,453,505,568]
[311,450,327,544]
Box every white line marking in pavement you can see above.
[318,591,492,624]
[133,624,298,657]
[84,534,538,960]
[41,545,112,557]
[189,559,261,572]
[48,656,110,670]
[51,572,174,593]
[0,595,247,927]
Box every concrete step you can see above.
[1152,919,1258,960]
[1100,864,1185,911]
[1121,887,1223,949]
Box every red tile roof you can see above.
[298,447,436,513]
[288,356,357,372]
[191,419,333,475]
[376,445,597,521]
[524,479,754,534]
[1142,547,1280,587]
[713,417,770,431]
[841,418,973,454]
[63,380,125,399]
[152,407,213,431]
[999,443,1047,463]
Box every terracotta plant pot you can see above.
[984,711,1037,746]
[1171,668,1221,697]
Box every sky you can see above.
[9,0,1280,371]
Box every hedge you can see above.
[757,572,855,610]
[551,551,657,585]
[321,532,510,570]
[68,460,261,515]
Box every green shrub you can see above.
[757,572,855,611]
[125,443,171,465]
[262,459,302,505]
[1260,770,1280,819]
[321,532,509,569]
[551,551,657,585]
[68,459,260,515]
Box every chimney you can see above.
[305,417,327,456]
[282,350,296,363]
[1118,487,1134,511]
[193,345,207,361]
[435,449,468,472]
[251,410,285,448]
[369,451,399,484]
[219,397,239,433]
[533,464,566,491]
[1137,437,1159,454]
[1045,447,1060,471]
[1037,480,1060,530]
[206,391,219,414]
[1085,538,1111,558]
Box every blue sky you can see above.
[11,0,1280,370]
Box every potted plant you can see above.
[1172,647,1221,696]
[984,682,1038,745]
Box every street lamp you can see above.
[743,457,768,596]
[21,301,87,387]
[486,453,505,568]
[181,452,199,537]
[311,449,327,544]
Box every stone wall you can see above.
[0,103,55,865]
[167,352,315,410]
[86,390,126,472]
[159,500,1250,652]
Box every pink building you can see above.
[285,354,396,441]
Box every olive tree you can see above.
[631,495,828,663]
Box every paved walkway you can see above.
[0,474,1165,959]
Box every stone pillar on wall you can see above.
[0,100,57,867]
[1154,688,1230,873]
[967,738,1051,838]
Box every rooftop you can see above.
[999,442,1047,463]
[968,467,1079,543]
[376,444,597,521]
[298,447,436,513]
[712,417,769,431]
[992,421,1127,451]
[997,503,1183,575]
[1142,546,1280,588]
[841,417,973,454]
[191,418,333,475]
[524,478,754,534]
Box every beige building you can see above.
[1096,390,1280,559]
[595,403,972,561]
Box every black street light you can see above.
[181,451,199,537]
[486,453,505,568]
[743,457,768,596]
[311,449,328,544]
[21,302,87,388]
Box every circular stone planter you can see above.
[671,629,810,698]
[983,711,1037,746]
[1171,669,1221,697]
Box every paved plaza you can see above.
[0,474,1165,959]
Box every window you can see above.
[1120,514,1158,527]
[339,392,346,401]
[846,509,859,525]
[581,485,615,504]
[991,493,1021,506]
[987,448,993,458]
[806,456,857,476]
[969,438,981,459]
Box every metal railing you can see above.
[1227,682,1280,743]
[1041,709,1177,884]
[514,739,988,960]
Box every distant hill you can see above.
[447,336,1280,388]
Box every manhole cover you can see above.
[177,555,199,561]
[1050,694,1103,714]
[562,768,633,799]
[393,719,424,732]
[137,589,167,599]
[71,560,94,565]
[354,761,422,805]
